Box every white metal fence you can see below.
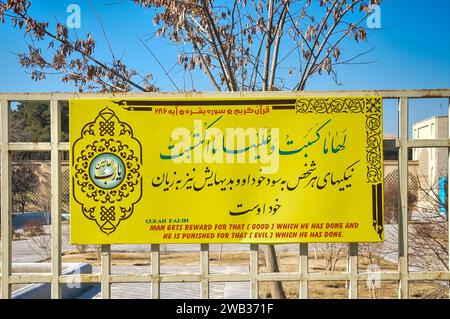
[0,90,449,299]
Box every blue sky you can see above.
[0,0,449,135]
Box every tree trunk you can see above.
[261,244,286,299]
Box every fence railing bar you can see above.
[151,244,160,299]
[7,143,51,151]
[250,244,259,299]
[160,274,206,282]
[200,243,209,299]
[348,243,358,299]
[101,245,111,299]
[59,274,101,283]
[50,100,62,299]
[9,270,414,284]
[13,270,428,284]
[0,142,70,152]
[58,143,70,151]
[405,139,450,148]
[407,271,450,281]
[9,274,52,284]
[0,100,11,299]
[299,243,308,299]
[398,97,409,299]
[0,89,450,100]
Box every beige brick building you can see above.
[412,116,448,188]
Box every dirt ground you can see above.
[61,250,448,299]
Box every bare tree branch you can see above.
[192,42,221,91]
[262,0,274,91]
[268,0,290,90]
[137,35,180,92]
[200,0,238,91]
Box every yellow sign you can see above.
[70,97,384,244]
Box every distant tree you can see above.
[11,101,50,142]
[12,165,39,213]
[411,179,449,271]
[9,101,69,159]
[60,102,69,142]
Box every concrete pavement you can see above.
[90,265,250,299]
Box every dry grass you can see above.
[61,250,447,299]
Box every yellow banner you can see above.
[70,97,384,244]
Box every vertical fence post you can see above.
[101,245,111,299]
[151,244,160,299]
[0,100,11,299]
[250,244,259,299]
[348,243,358,299]
[398,97,409,299]
[299,243,308,299]
[200,243,209,298]
[448,97,450,299]
[50,100,61,299]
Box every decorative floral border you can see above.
[295,97,383,184]
[295,97,384,239]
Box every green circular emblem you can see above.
[89,153,126,189]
